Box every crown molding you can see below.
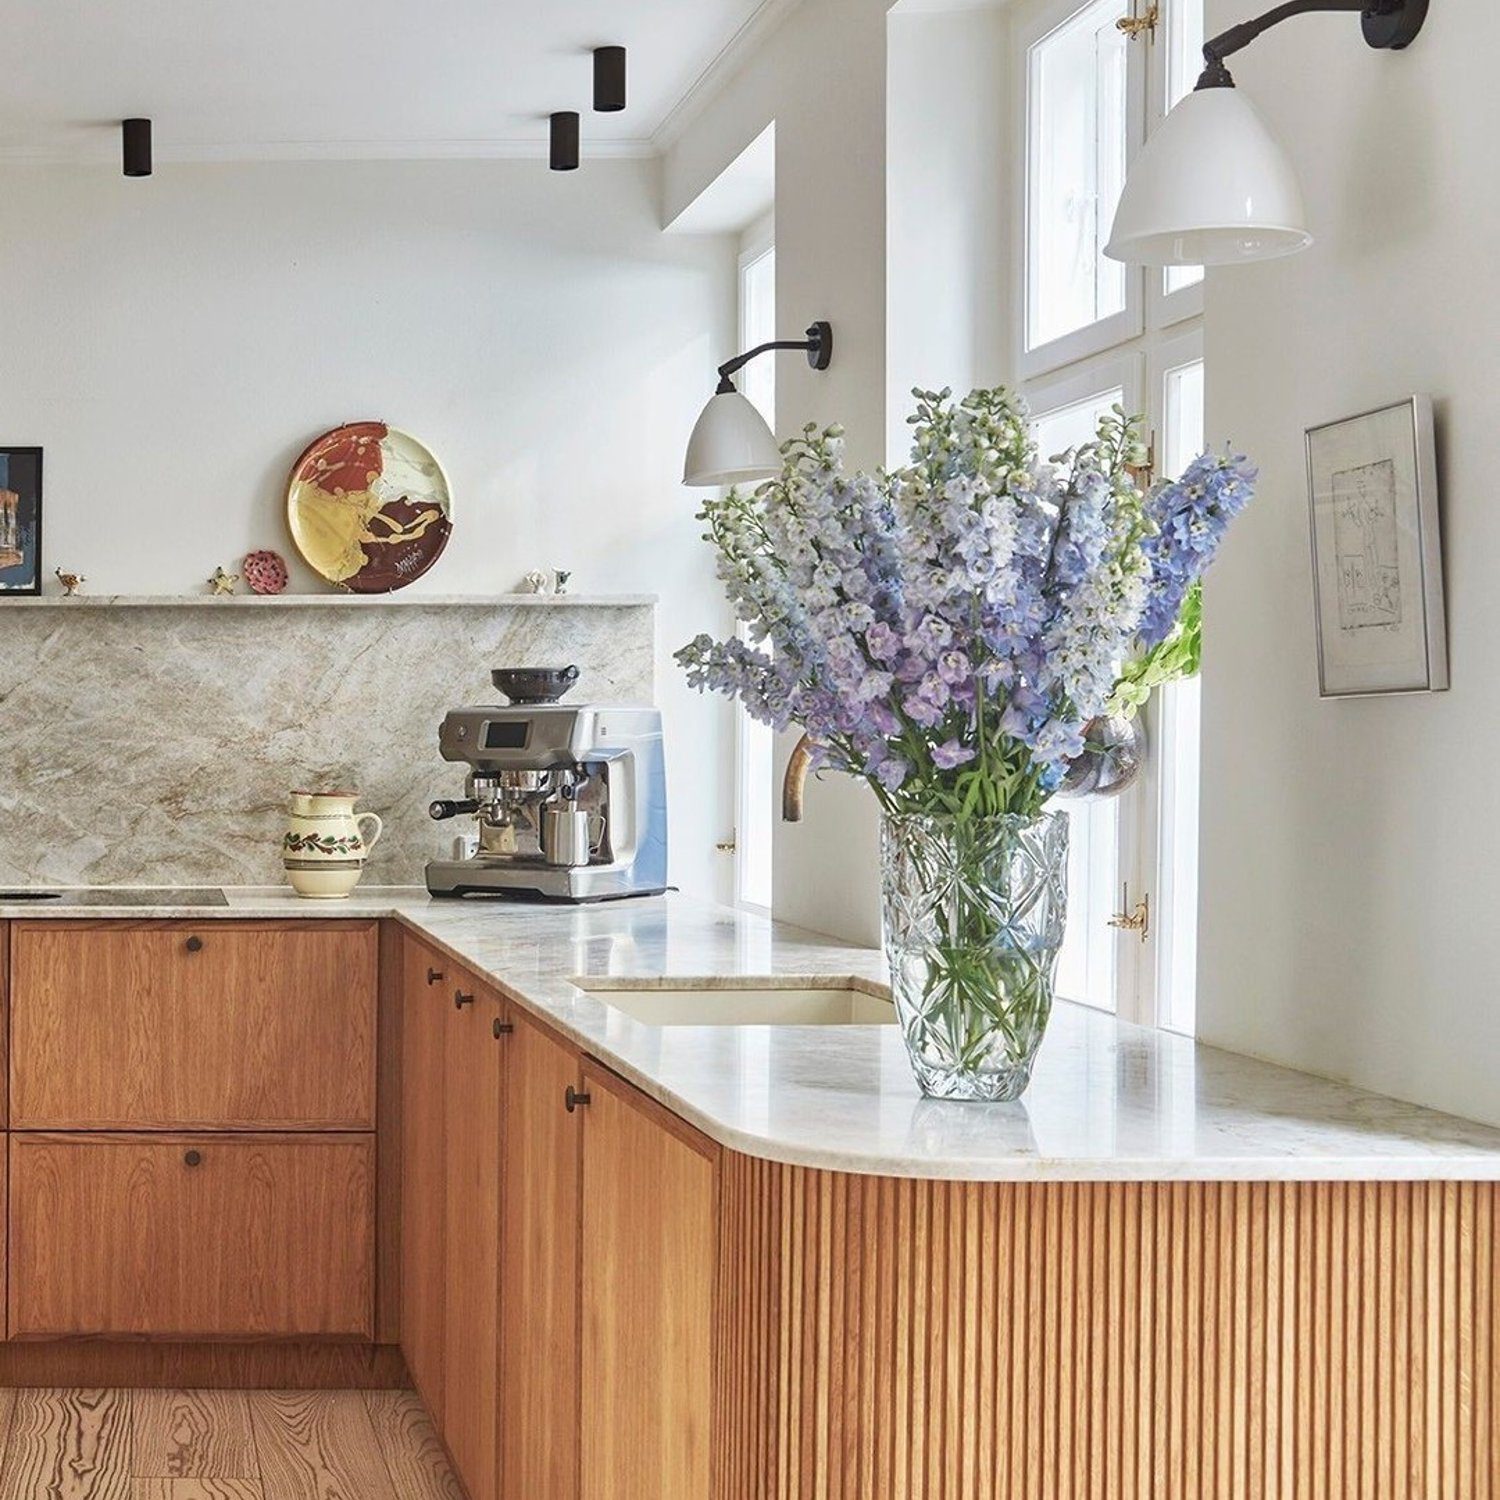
[0,136,658,166]
[651,0,806,155]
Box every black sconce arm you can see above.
[714,321,834,393]
[1199,0,1425,86]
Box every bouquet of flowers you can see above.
[677,386,1256,816]
[677,385,1255,1099]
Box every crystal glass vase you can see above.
[880,811,1069,1102]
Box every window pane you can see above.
[1032,385,1127,1013]
[740,247,776,426]
[1163,0,1205,294]
[1055,799,1120,1011]
[1026,0,1129,351]
[1032,385,1125,459]
[1163,358,1204,475]
[736,245,777,911]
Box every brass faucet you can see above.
[781,733,814,822]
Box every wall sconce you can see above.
[1105,0,1429,266]
[682,321,833,488]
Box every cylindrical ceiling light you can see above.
[550,111,580,171]
[594,46,627,113]
[1104,0,1429,267]
[122,118,152,178]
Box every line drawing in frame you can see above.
[1305,396,1447,698]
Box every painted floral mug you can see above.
[282,790,383,899]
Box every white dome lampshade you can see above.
[682,387,782,488]
[1105,85,1311,267]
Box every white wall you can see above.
[0,157,738,902]
[663,0,898,946]
[886,3,1010,460]
[1196,1,1500,1123]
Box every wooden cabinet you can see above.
[10,922,377,1129]
[399,936,450,1421]
[8,1132,373,1339]
[440,972,506,1500]
[500,1012,582,1500]
[579,1064,718,1500]
[6,919,380,1350]
[400,937,508,1500]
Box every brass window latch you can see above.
[1109,884,1151,942]
[1116,4,1159,41]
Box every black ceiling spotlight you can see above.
[593,46,627,113]
[122,118,152,178]
[550,111,580,172]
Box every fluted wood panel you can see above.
[714,1165,1497,1500]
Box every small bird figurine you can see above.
[54,568,85,597]
[208,566,239,596]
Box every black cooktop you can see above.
[0,888,230,907]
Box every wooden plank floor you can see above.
[0,1389,463,1499]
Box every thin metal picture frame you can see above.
[1305,396,1447,698]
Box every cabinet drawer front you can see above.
[9,1132,375,1339]
[10,922,377,1129]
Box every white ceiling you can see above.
[0,0,783,161]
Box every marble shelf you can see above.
[0,592,655,608]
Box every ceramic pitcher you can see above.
[282,790,383,899]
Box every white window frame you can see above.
[1015,0,1206,1029]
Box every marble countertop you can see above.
[4,886,1499,1183]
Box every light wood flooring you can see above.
[0,1388,463,1499]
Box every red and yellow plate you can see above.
[287,422,452,593]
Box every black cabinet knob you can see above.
[426,967,444,986]
[565,1086,591,1113]
[493,1019,514,1039]
[455,990,475,1010]
[184,935,204,953]
[183,1149,203,1167]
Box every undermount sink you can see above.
[577,976,896,1027]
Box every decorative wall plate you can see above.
[286,423,452,593]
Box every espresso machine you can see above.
[424,669,667,902]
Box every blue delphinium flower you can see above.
[675,390,1255,819]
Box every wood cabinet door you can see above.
[9,1132,374,1339]
[441,973,505,1500]
[400,937,451,1423]
[10,922,377,1129]
[579,1064,718,1500]
[500,1013,582,1500]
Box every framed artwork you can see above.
[1306,397,1447,697]
[0,447,43,596]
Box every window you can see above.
[734,235,777,913]
[1025,0,1130,355]
[1016,0,1205,1028]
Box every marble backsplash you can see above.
[0,601,654,886]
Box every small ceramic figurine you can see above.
[53,569,85,596]
[521,569,553,595]
[242,550,290,595]
[208,566,239,596]
[553,569,572,595]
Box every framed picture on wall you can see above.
[1306,397,1447,697]
[0,447,43,597]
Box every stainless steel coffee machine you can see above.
[424,677,667,901]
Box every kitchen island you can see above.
[0,889,1494,1499]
